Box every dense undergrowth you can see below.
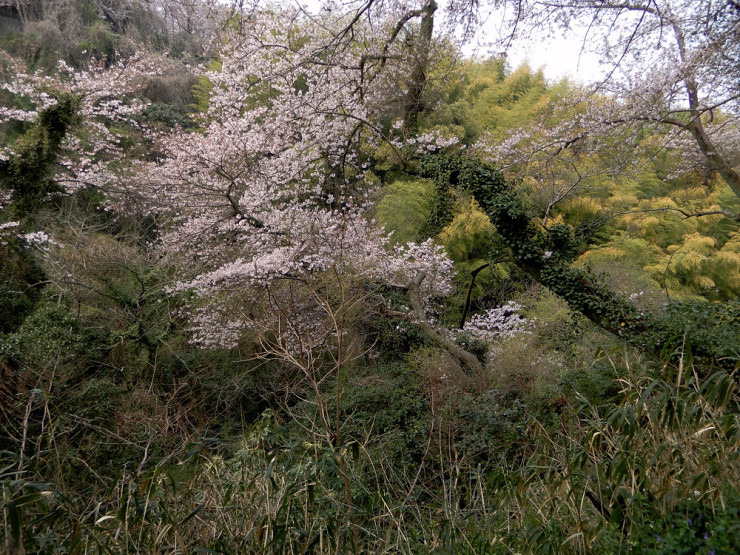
[2,275,738,552]
[2,334,739,552]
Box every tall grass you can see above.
[2,352,738,553]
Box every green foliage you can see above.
[0,298,93,370]
[0,20,115,71]
[37,226,181,380]
[1,6,738,553]
[190,59,222,113]
[139,101,195,129]
[440,390,529,463]
[356,285,432,359]
[76,377,124,422]
[376,178,435,244]
[0,94,82,215]
[0,0,206,71]
[0,297,107,475]
[660,299,740,364]
[74,22,117,64]
[308,363,431,466]
[422,172,457,236]
[423,153,735,371]
[425,60,564,144]
[443,258,515,328]
[561,365,620,405]
[584,165,740,301]
[4,348,737,554]
[0,233,45,333]
[438,197,494,262]
[625,498,740,554]
[518,357,740,554]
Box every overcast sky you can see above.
[473,28,605,84]
[455,4,606,83]
[289,0,606,83]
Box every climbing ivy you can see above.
[421,154,732,371]
[0,93,82,215]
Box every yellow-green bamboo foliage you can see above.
[424,60,566,143]
[435,195,509,325]
[423,58,740,303]
[376,179,435,244]
[576,172,740,301]
[557,196,603,227]
[438,198,493,262]
[191,59,222,113]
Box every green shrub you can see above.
[660,299,740,365]
[0,235,45,333]
[139,101,195,129]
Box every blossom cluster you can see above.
[0,52,164,199]
[0,221,57,248]
[391,129,461,154]
[462,301,533,341]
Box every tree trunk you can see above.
[686,118,740,199]
[403,0,436,133]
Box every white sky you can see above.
[458,5,607,84]
[477,31,605,84]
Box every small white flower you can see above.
[0,221,20,231]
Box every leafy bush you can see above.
[660,299,740,364]
[0,234,44,333]
[376,179,436,244]
[139,101,195,129]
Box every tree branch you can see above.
[407,271,486,381]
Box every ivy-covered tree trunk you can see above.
[0,93,82,333]
[421,154,731,371]
[0,93,82,215]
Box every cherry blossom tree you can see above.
[290,0,517,132]
[500,0,740,205]
[0,52,165,214]
[0,1,487,358]
[114,4,456,350]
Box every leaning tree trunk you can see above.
[684,117,740,200]
[421,154,732,371]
